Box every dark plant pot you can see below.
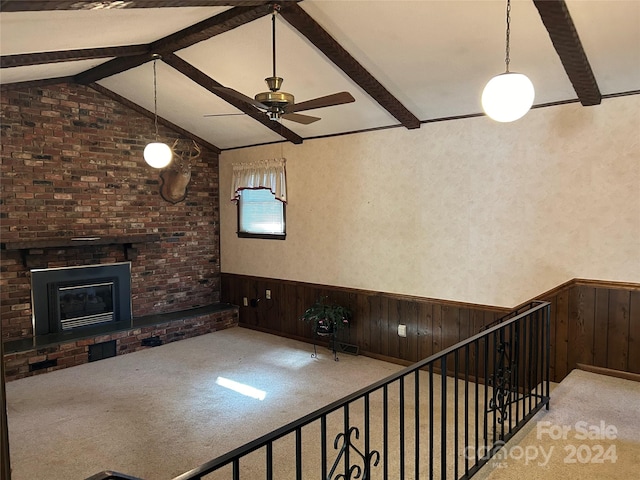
[316,323,334,336]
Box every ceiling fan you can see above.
[207,3,355,125]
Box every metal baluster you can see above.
[474,339,480,467]
[296,427,302,480]
[492,331,498,443]
[504,324,510,438]
[364,394,370,475]
[522,312,528,418]
[514,322,520,426]
[545,305,551,409]
[530,315,540,405]
[483,336,489,450]
[528,313,534,413]
[266,442,273,480]
[400,376,405,479]
[464,343,470,476]
[232,458,239,480]
[429,363,434,479]
[415,370,420,480]
[383,385,389,480]
[441,356,447,479]
[321,416,327,480]
[343,405,349,478]
[454,350,459,479]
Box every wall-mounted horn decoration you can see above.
[159,139,201,204]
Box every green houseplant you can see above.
[300,296,352,336]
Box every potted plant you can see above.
[300,296,352,336]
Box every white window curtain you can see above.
[231,158,287,203]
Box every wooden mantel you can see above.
[1,234,160,251]
[1,234,161,266]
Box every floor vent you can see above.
[336,342,359,356]
[88,340,117,362]
[141,336,163,347]
[29,359,57,371]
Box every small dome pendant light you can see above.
[144,55,172,168]
[482,0,535,122]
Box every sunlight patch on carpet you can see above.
[216,376,267,400]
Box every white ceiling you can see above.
[1,0,639,151]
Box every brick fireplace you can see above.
[1,82,237,380]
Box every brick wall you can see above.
[0,82,221,342]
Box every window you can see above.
[231,158,287,240]
[237,188,286,239]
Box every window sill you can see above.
[237,232,286,240]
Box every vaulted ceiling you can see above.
[1,0,639,152]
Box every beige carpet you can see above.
[6,327,639,480]
[476,369,640,480]
[5,327,403,480]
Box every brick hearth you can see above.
[3,304,238,381]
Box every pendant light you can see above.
[482,0,535,122]
[144,55,172,168]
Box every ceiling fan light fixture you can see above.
[267,110,281,121]
[482,72,535,122]
[482,0,534,123]
[144,55,172,169]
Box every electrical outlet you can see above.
[398,324,407,337]
[243,297,248,307]
[266,289,271,300]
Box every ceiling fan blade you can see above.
[203,113,246,117]
[285,92,355,114]
[213,86,268,110]
[281,113,321,125]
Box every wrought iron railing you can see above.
[91,301,550,480]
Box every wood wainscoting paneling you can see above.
[221,274,507,365]
[537,279,640,382]
[222,274,640,383]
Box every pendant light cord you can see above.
[504,0,511,73]
[153,58,159,141]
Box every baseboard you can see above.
[576,363,640,383]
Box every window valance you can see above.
[231,158,287,203]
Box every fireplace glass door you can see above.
[58,282,115,330]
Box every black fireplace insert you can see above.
[31,262,132,337]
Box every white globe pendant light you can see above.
[482,72,535,122]
[144,55,172,168]
[482,0,535,122]
[143,142,173,168]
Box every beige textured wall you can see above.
[220,96,640,308]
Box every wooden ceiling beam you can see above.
[149,2,273,53]
[533,0,601,106]
[162,53,303,145]
[74,53,153,84]
[0,1,266,12]
[279,2,421,130]
[89,82,222,154]
[1,45,148,69]
[0,76,75,91]
[74,3,273,84]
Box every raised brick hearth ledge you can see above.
[3,303,238,381]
